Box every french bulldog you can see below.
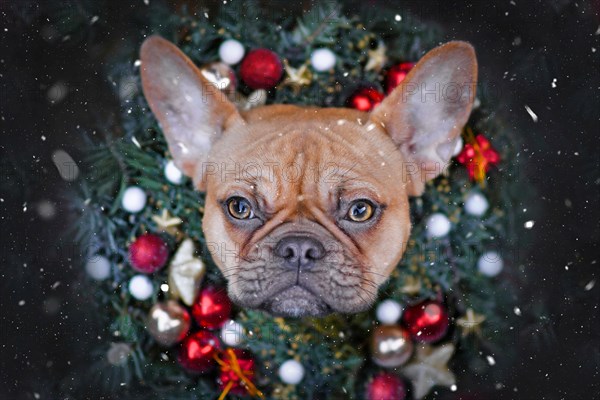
[140,36,477,317]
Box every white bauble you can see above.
[376,299,403,325]
[464,192,489,217]
[278,359,305,385]
[164,160,183,185]
[128,275,154,300]
[425,213,451,238]
[453,136,464,156]
[85,255,111,280]
[310,48,336,72]
[477,251,504,277]
[219,39,245,65]
[221,320,244,347]
[121,186,147,213]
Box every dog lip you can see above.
[271,281,331,308]
[261,284,331,317]
[273,282,318,299]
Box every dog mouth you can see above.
[259,285,332,317]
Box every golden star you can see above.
[365,41,387,72]
[281,60,312,94]
[456,308,486,337]
[151,209,182,236]
[400,275,422,295]
[402,343,456,400]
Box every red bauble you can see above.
[192,286,232,329]
[347,87,385,112]
[239,48,283,89]
[366,372,407,400]
[385,62,415,94]
[218,348,260,397]
[401,300,450,343]
[128,233,169,274]
[178,330,221,373]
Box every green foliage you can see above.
[73,1,526,399]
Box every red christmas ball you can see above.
[128,233,169,274]
[178,330,221,373]
[366,372,407,400]
[218,349,258,396]
[192,286,232,329]
[385,62,415,94]
[401,300,449,343]
[240,48,283,89]
[347,87,385,112]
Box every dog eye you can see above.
[226,197,254,220]
[347,200,375,222]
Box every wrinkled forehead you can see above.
[208,120,403,204]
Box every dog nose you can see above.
[274,236,325,269]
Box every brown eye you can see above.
[227,197,254,220]
[347,200,375,222]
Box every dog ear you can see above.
[140,36,243,188]
[369,41,477,196]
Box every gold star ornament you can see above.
[401,343,456,400]
[281,60,312,93]
[152,209,182,236]
[400,275,422,295]
[456,308,486,337]
[168,239,206,306]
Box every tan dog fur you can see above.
[140,36,477,317]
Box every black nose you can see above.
[274,236,325,269]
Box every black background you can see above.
[1,0,599,399]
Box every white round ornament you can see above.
[310,48,336,72]
[278,359,305,385]
[376,299,403,325]
[425,213,451,238]
[219,39,245,65]
[464,192,489,216]
[221,320,244,347]
[85,255,111,280]
[128,275,154,300]
[164,160,183,184]
[477,251,503,277]
[121,186,147,213]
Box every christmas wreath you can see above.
[77,2,524,399]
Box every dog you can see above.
[140,36,477,317]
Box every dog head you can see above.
[140,36,477,317]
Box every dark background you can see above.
[1,0,599,399]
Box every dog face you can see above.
[140,37,477,317]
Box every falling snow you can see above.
[2,2,598,399]
[524,105,538,122]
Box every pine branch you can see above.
[69,1,532,398]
